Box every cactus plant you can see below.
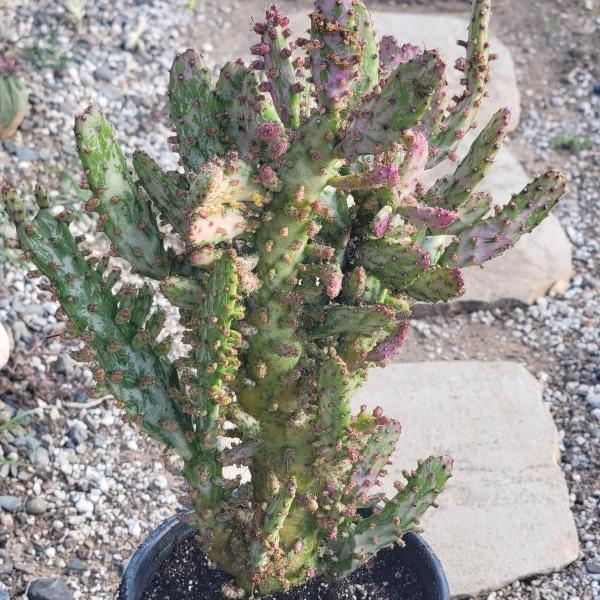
[0,54,29,140]
[1,0,566,596]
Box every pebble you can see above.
[11,321,32,345]
[67,421,88,445]
[92,66,114,82]
[1,139,18,154]
[15,147,39,162]
[26,577,74,600]
[25,497,49,515]
[127,519,141,537]
[0,496,21,512]
[31,447,50,468]
[74,499,93,515]
[73,391,87,404]
[52,356,76,377]
[586,561,600,575]
[65,559,86,571]
[92,436,108,448]
[152,474,168,490]
[0,513,14,529]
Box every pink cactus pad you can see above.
[367,321,410,362]
[401,204,459,228]
[379,37,424,74]
[370,207,392,238]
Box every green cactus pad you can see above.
[307,305,396,339]
[74,106,168,279]
[169,49,224,171]
[133,150,188,235]
[335,51,445,159]
[2,187,192,458]
[428,0,493,166]
[355,238,432,290]
[336,455,453,576]
[249,477,297,571]
[405,266,465,302]
[216,60,248,149]
[441,191,493,235]
[424,108,511,210]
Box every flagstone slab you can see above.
[352,362,579,598]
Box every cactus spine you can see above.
[2,0,566,596]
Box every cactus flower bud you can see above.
[257,122,283,141]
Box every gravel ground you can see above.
[0,0,598,599]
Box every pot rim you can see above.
[119,510,450,600]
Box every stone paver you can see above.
[352,362,580,598]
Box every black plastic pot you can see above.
[119,511,450,600]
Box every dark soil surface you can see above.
[141,536,427,600]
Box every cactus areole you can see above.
[2,0,566,596]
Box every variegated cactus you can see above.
[1,0,566,596]
[0,54,29,140]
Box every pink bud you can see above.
[372,163,399,186]
[267,138,289,159]
[258,164,279,187]
[257,122,282,142]
[250,42,272,56]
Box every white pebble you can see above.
[127,519,141,537]
[153,474,168,490]
[75,498,94,515]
